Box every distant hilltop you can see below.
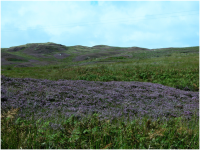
[1,42,199,68]
[3,42,151,50]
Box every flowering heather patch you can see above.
[1,75,199,129]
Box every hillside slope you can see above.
[1,42,199,68]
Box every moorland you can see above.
[1,42,199,149]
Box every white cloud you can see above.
[1,1,199,48]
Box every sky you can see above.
[1,0,199,49]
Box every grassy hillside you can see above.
[1,43,199,92]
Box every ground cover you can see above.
[1,43,199,148]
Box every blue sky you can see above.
[1,0,199,49]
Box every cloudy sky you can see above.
[1,0,199,49]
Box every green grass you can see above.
[1,107,199,149]
[2,52,199,91]
[1,48,199,148]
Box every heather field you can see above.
[1,43,199,148]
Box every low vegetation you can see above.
[1,45,199,148]
[1,107,199,149]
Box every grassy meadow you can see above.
[1,45,199,148]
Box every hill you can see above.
[1,42,199,68]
